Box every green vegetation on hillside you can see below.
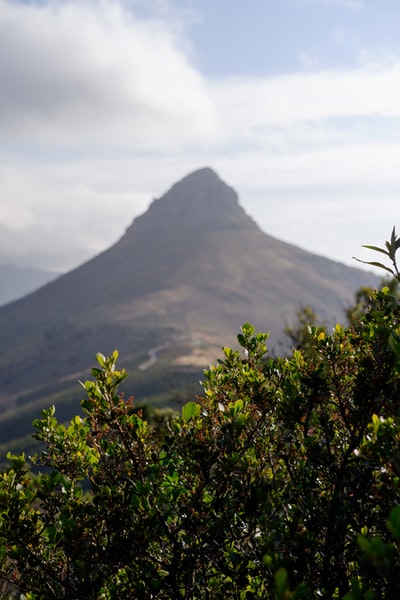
[0,231,400,598]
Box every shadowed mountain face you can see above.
[0,168,378,440]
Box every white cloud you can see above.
[210,64,400,145]
[0,0,215,148]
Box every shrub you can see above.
[1,231,400,598]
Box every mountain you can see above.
[0,167,379,452]
[0,264,59,307]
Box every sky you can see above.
[1,0,400,274]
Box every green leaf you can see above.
[389,226,397,254]
[275,567,289,595]
[237,333,246,347]
[96,352,106,367]
[387,505,400,540]
[44,525,58,543]
[389,331,400,356]
[91,367,102,378]
[361,244,390,256]
[353,258,394,274]
[182,401,199,422]
[234,399,243,414]
[241,323,255,336]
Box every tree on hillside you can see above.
[1,231,400,598]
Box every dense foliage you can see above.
[1,232,400,598]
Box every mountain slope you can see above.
[0,168,378,447]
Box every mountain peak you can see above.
[177,166,220,183]
[149,166,239,212]
[121,167,255,244]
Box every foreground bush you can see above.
[1,232,400,598]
